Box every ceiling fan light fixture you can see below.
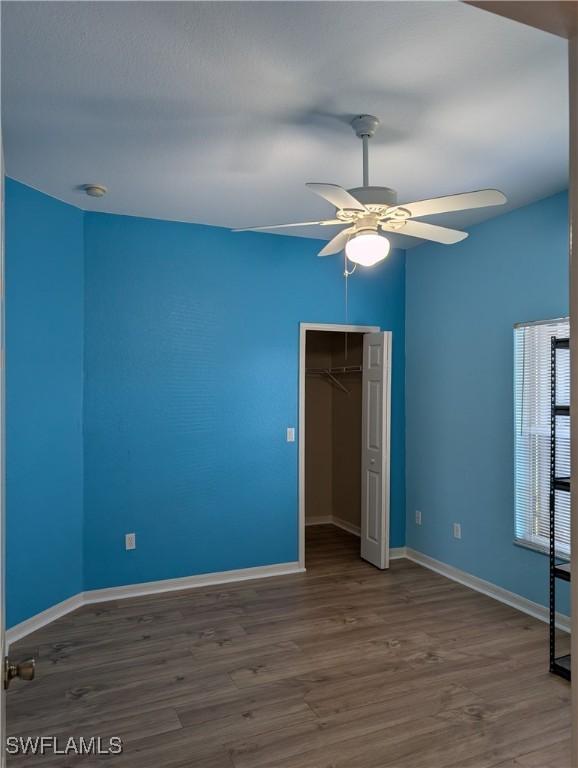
[345,230,390,267]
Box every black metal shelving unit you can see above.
[550,335,571,681]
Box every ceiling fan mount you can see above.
[351,113,380,139]
[235,113,507,265]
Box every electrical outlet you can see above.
[125,532,136,551]
[453,523,461,540]
[415,510,422,526]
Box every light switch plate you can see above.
[286,427,295,442]
[125,532,136,550]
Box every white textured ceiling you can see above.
[1,1,569,246]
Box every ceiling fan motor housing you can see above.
[347,186,397,207]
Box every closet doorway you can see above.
[298,323,391,570]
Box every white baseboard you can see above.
[405,548,570,633]
[83,562,303,604]
[306,514,361,537]
[6,592,84,646]
[389,546,407,560]
[305,517,407,562]
[332,516,361,538]
[6,561,304,645]
[9,546,567,645]
[306,516,405,560]
[305,516,333,526]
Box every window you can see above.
[514,318,570,556]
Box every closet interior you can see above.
[305,330,364,560]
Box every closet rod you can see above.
[305,368,355,395]
[305,365,362,374]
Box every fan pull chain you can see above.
[344,252,348,361]
[343,253,356,361]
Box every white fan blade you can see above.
[306,183,367,212]
[392,189,507,219]
[234,219,342,232]
[383,220,468,245]
[318,227,355,257]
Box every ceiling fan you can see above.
[235,114,507,267]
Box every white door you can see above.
[361,332,391,569]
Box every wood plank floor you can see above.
[6,525,571,767]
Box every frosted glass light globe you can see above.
[345,232,390,267]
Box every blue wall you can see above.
[83,213,406,590]
[406,191,569,611]
[5,177,571,624]
[5,182,404,619]
[5,179,84,627]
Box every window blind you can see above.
[514,318,570,557]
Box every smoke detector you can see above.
[82,184,107,198]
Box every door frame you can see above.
[1,101,6,768]
[298,322,380,569]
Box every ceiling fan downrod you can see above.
[351,115,380,188]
